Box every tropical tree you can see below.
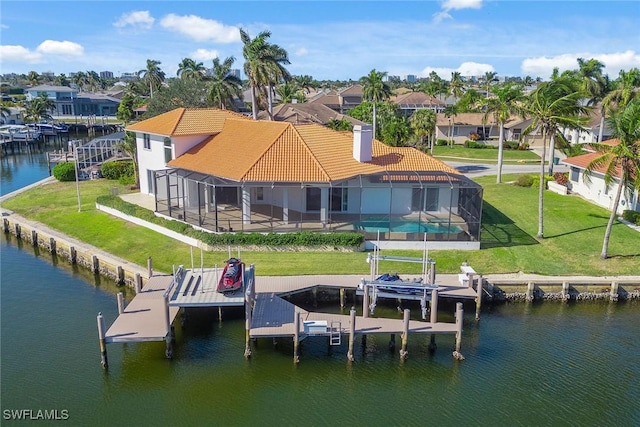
[24,93,55,123]
[177,58,206,81]
[409,108,436,152]
[326,118,353,131]
[361,69,391,140]
[116,92,137,124]
[86,71,101,92]
[275,82,296,104]
[381,116,411,146]
[449,71,465,101]
[603,68,640,113]
[54,74,70,87]
[293,75,315,94]
[483,71,498,95]
[456,88,483,113]
[523,76,535,87]
[443,104,459,147]
[27,71,40,87]
[207,56,243,110]
[575,58,609,143]
[523,78,590,238]
[584,99,640,259]
[483,83,526,183]
[117,131,139,187]
[144,78,211,117]
[72,71,88,92]
[138,59,166,97]
[240,28,291,120]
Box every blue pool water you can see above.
[358,220,462,233]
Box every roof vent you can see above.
[353,124,373,162]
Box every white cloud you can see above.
[295,47,308,56]
[420,61,495,79]
[434,0,482,23]
[113,10,155,30]
[159,14,239,43]
[1,24,8,30]
[191,49,219,62]
[36,40,84,56]
[521,50,640,78]
[0,45,43,63]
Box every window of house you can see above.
[570,167,579,182]
[330,187,348,212]
[411,187,439,211]
[147,169,155,194]
[306,187,321,211]
[163,137,172,163]
[143,134,151,150]
[256,187,264,201]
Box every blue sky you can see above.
[1,0,639,81]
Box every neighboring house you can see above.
[308,85,363,114]
[308,89,342,112]
[126,108,483,248]
[503,117,545,147]
[435,113,505,144]
[0,107,24,125]
[257,103,366,126]
[562,139,639,214]
[391,92,446,116]
[25,85,120,117]
[561,104,612,144]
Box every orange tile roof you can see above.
[169,119,459,183]
[126,108,249,136]
[562,139,629,177]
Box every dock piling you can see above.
[610,281,619,302]
[31,229,38,246]
[475,275,483,321]
[14,223,21,238]
[453,302,465,360]
[244,296,252,358]
[135,273,142,294]
[147,257,153,278]
[96,313,108,369]
[400,309,410,360]
[429,288,438,352]
[49,237,56,253]
[562,281,570,302]
[526,282,535,302]
[293,311,300,363]
[339,288,345,309]
[389,334,396,351]
[363,284,370,318]
[117,292,125,314]
[347,308,356,362]
[70,246,77,264]
[116,266,125,285]
[92,255,99,273]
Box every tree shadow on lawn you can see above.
[480,201,539,249]
[544,214,613,239]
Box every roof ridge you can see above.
[289,124,333,181]
[170,108,187,135]
[236,121,291,180]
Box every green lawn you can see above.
[432,144,540,163]
[2,177,639,276]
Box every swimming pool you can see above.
[357,219,462,234]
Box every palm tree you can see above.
[523,78,590,238]
[523,76,535,87]
[27,71,40,87]
[409,109,436,153]
[293,75,315,94]
[483,83,526,183]
[72,71,88,92]
[443,104,459,147]
[361,69,391,140]
[483,71,497,95]
[117,131,139,187]
[177,58,206,81]
[24,93,55,123]
[603,68,640,113]
[449,71,465,101]
[138,59,166,98]
[576,58,609,143]
[584,99,640,259]
[207,56,243,110]
[275,82,296,104]
[240,28,291,120]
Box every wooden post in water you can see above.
[475,275,483,321]
[347,308,356,362]
[363,284,370,318]
[164,293,173,359]
[70,246,77,264]
[339,288,346,309]
[96,312,108,369]
[218,307,223,322]
[610,281,619,302]
[293,311,300,363]
[49,237,56,254]
[116,266,125,285]
[14,223,21,238]
[429,261,436,284]
[244,294,252,358]
[92,255,99,273]
[147,257,153,278]
[453,302,465,360]
[429,288,438,352]
[31,230,38,246]
[562,281,570,302]
[3,218,9,233]
[117,292,125,314]
[135,273,142,294]
[400,309,410,360]
[389,333,396,351]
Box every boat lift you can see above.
[361,233,438,319]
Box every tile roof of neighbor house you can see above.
[562,139,627,177]
[391,92,446,107]
[257,103,366,126]
[168,118,459,183]
[308,92,341,108]
[436,112,519,127]
[126,108,249,136]
[27,85,76,92]
[339,84,364,96]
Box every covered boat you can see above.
[217,257,245,294]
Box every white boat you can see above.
[0,125,42,142]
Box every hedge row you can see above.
[96,195,364,247]
[622,210,640,226]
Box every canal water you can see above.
[1,147,639,425]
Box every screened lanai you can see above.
[151,168,483,243]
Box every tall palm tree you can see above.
[138,59,166,98]
[449,71,465,101]
[443,104,459,147]
[361,69,391,140]
[275,82,296,104]
[27,71,40,87]
[576,58,609,143]
[523,78,590,239]
[523,76,535,87]
[483,83,526,183]
[72,71,88,92]
[240,28,291,120]
[207,56,243,110]
[603,68,640,113]
[177,58,206,81]
[409,108,436,153]
[24,93,55,123]
[584,99,640,259]
[293,75,315,94]
[483,71,497,95]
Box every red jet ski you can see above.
[217,257,244,294]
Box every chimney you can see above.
[353,124,373,162]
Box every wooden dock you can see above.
[169,267,246,308]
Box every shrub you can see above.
[554,172,569,186]
[504,141,520,150]
[469,132,481,141]
[436,139,448,146]
[52,162,76,182]
[101,160,134,180]
[532,174,554,189]
[464,140,493,149]
[514,174,534,187]
[622,210,640,225]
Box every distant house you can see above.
[391,92,446,117]
[0,107,24,125]
[561,105,612,144]
[126,108,484,248]
[257,103,365,126]
[25,85,120,117]
[436,113,505,144]
[562,139,639,214]
[308,84,364,114]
